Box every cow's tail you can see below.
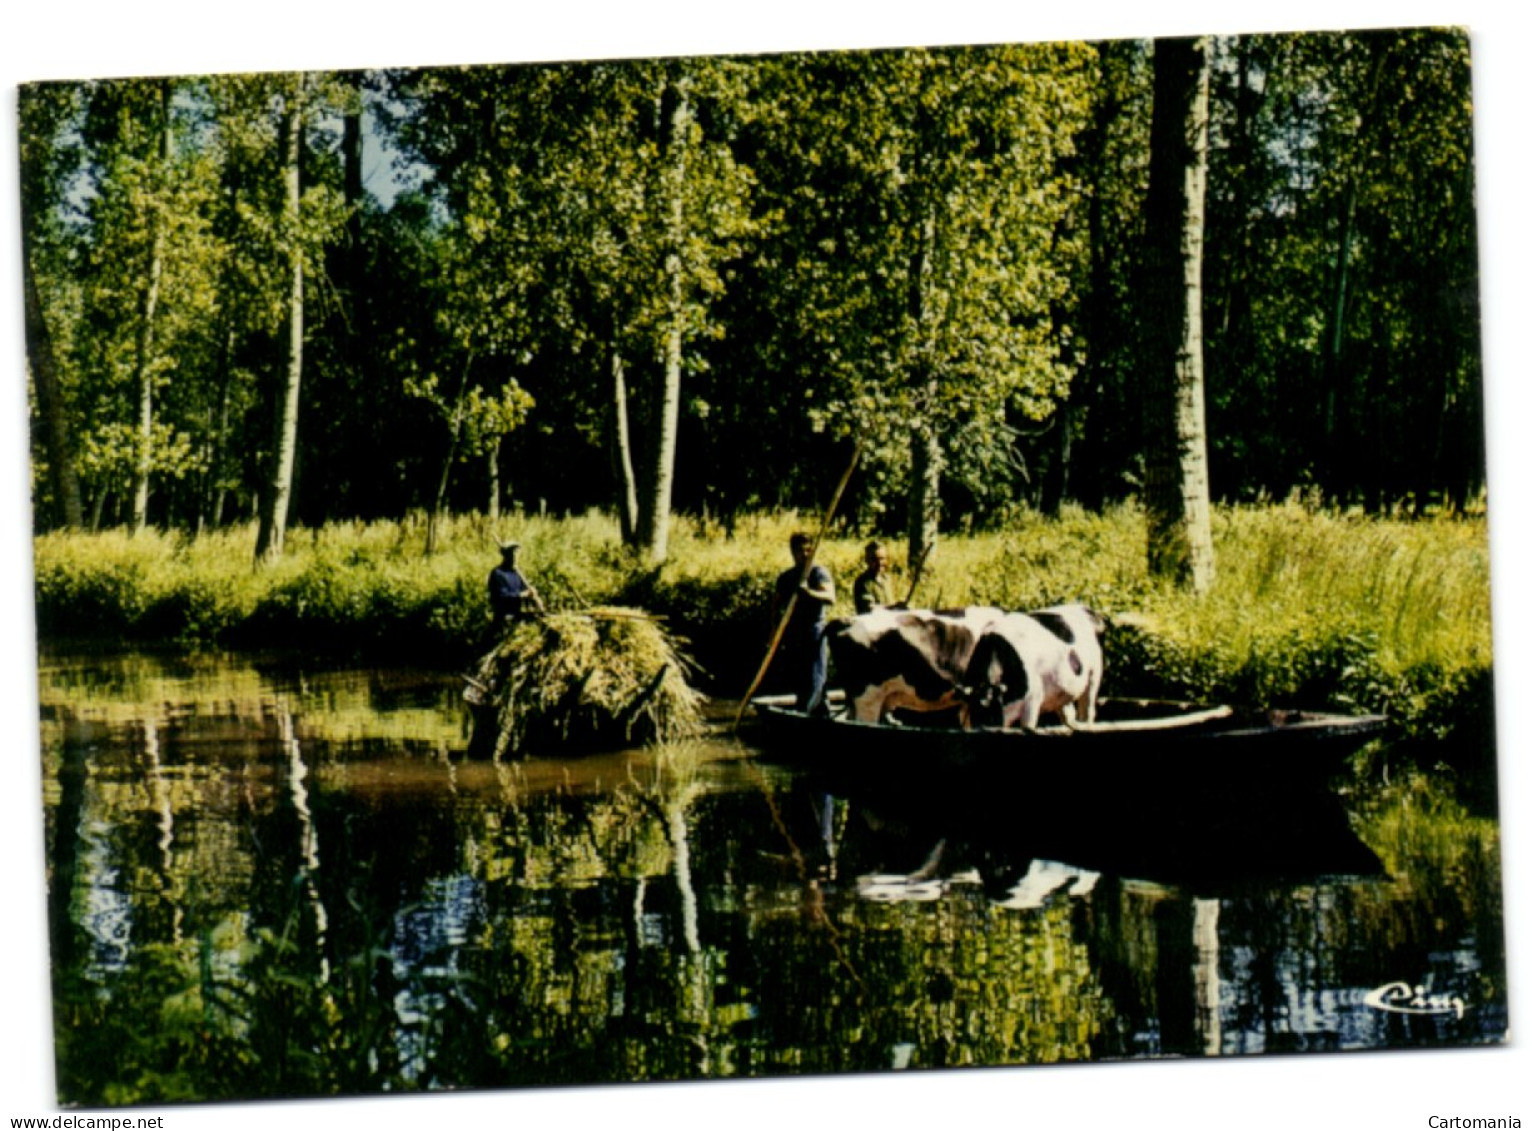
[822,616,854,660]
[1082,606,1105,724]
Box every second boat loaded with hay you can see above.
[463,607,707,759]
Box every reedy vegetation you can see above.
[33,504,1492,744]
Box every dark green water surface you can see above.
[38,651,1507,1106]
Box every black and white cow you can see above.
[825,606,1006,724]
[961,604,1105,730]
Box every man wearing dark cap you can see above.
[488,541,544,625]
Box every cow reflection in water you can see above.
[833,803,1097,908]
[859,851,1101,909]
[812,781,1384,911]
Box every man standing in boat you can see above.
[488,541,545,627]
[771,531,836,713]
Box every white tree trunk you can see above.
[638,75,691,565]
[907,410,942,573]
[611,350,640,543]
[131,83,171,534]
[905,202,942,571]
[256,80,306,563]
[487,443,501,522]
[1143,37,1215,594]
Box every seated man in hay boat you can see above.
[487,540,546,626]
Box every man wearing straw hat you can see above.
[488,540,545,626]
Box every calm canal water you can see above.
[37,650,1507,1107]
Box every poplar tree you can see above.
[1141,37,1215,593]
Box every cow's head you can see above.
[961,677,1010,728]
[960,629,1027,728]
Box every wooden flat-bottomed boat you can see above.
[749,694,1388,802]
[748,694,1391,888]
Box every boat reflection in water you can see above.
[819,773,1386,902]
[752,690,1484,1063]
[776,766,1418,1061]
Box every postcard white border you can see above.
[3,3,1526,1126]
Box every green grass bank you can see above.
[31,503,1495,753]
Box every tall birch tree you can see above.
[393,58,755,562]
[254,76,308,562]
[66,77,221,531]
[750,45,1092,563]
[1141,36,1215,593]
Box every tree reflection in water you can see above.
[37,653,1506,1106]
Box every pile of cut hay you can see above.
[465,608,707,759]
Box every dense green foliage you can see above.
[33,505,1491,745]
[21,29,1481,555]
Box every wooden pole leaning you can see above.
[733,443,861,731]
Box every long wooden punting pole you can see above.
[733,443,861,731]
